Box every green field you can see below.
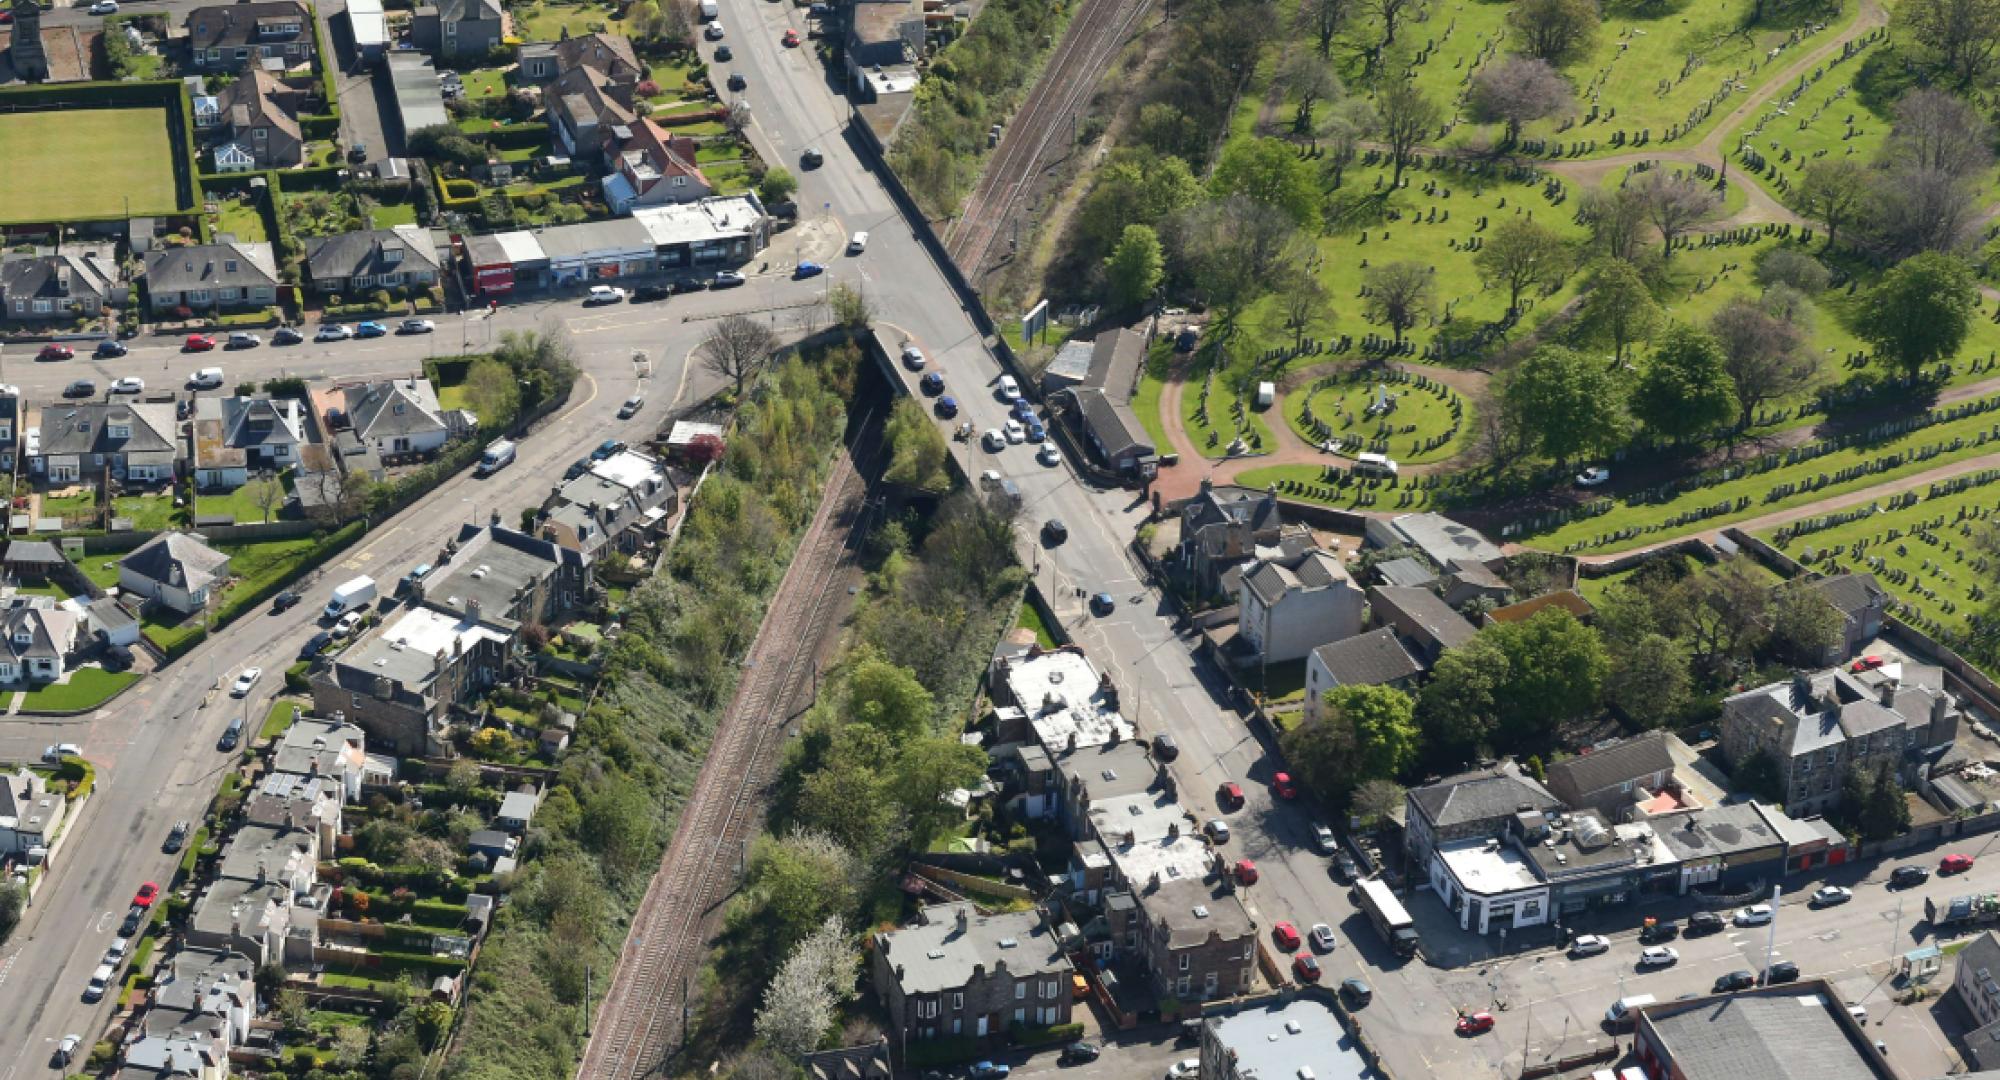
[0,109,180,222]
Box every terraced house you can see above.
[185,0,315,73]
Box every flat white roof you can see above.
[1439,838,1545,896]
[1087,792,1184,846]
[346,0,387,44]
[379,605,509,658]
[667,420,726,445]
[1007,649,1138,751]
[1105,832,1212,890]
[589,449,668,490]
[491,230,546,264]
[631,196,765,246]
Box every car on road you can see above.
[273,326,304,345]
[1341,977,1373,1006]
[63,379,96,398]
[631,283,672,303]
[133,882,160,908]
[1042,518,1068,544]
[1812,885,1854,906]
[920,372,945,396]
[230,668,262,696]
[584,284,626,305]
[1943,853,1977,874]
[228,331,261,349]
[94,340,127,358]
[1734,903,1774,926]
[299,630,334,659]
[1057,1041,1099,1066]
[967,1063,1007,1080]
[727,71,747,91]
[111,376,145,394]
[799,145,825,168]
[272,590,301,614]
[1010,398,1034,422]
[1033,443,1060,468]
[1025,420,1046,442]
[671,277,710,294]
[36,344,73,361]
[119,906,144,936]
[1218,780,1243,808]
[184,334,217,352]
[849,231,869,254]
[1640,920,1680,943]
[935,395,958,418]
[619,394,645,419]
[1715,970,1757,992]
[1891,864,1931,887]
[794,260,824,278]
[316,324,354,341]
[1233,859,1259,885]
[354,321,388,338]
[1569,934,1612,958]
[1272,922,1301,951]
[1638,946,1679,968]
[190,367,225,389]
[43,743,81,762]
[1763,961,1800,984]
[1293,953,1322,982]
[1273,772,1298,799]
[1090,591,1116,616]
[783,27,800,45]
[704,21,724,39]
[164,820,190,853]
[1204,818,1229,843]
[712,270,747,288]
[901,344,927,370]
[84,964,114,1001]
[1334,850,1361,882]
[399,318,436,334]
[334,611,364,637]
[997,374,1021,401]
[1166,1059,1199,1079]
[1309,924,1337,952]
[591,440,626,461]
[714,43,733,60]
[87,0,118,13]
[982,429,1005,451]
[1576,466,1611,487]
[1687,910,1725,934]
[1456,1012,1496,1036]
[1003,418,1026,443]
[1153,733,1179,761]
[54,1033,80,1066]
[1311,824,1337,855]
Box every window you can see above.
[1176,976,1190,996]
[235,48,249,59]
[1177,954,1189,972]
[1205,972,1218,993]
[1522,901,1540,918]
[220,288,240,301]
[31,300,51,314]
[1013,1008,1024,1025]
[1242,941,1254,959]
[1014,983,1025,1000]
[1042,980,1056,999]
[253,127,267,141]
[917,999,938,1019]
[951,993,962,1011]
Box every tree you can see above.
[701,315,780,396]
[1631,323,1738,446]
[844,649,936,738]
[0,883,21,943]
[1863,759,1912,839]
[1298,0,1352,55]
[1709,299,1814,428]
[1897,0,2000,88]
[748,830,859,949]
[1278,49,1343,133]
[1575,258,1662,364]
[242,474,285,523]
[1365,0,1419,48]
[1856,251,1979,376]
[1635,170,1720,260]
[1755,248,1832,295]
[893,736,989,847]
[883,398,950,492]
[1466,57,1573,142]
[758,166,798,205]
[1796,158,1869,252]
[1577,186,1650,264]
[1733,749,1785,803]
[1500,344,1628,467]
[407,123,484,170]
[1866,162,1981,258]
[1076,149,1203,256]
[828,282,873,329]
[1352,778,1405,823]
[1473,216,1569,312]
[1662,560,1770,675]
[1377,81,1440,187]
[462,356,521,426]
[1104,223,1165,308]
[580,775,655,879]
[1281,684,1418,802]
[1416,635,1508,763]
[1486,609,1609,746]
[1210,136,1321,229]
[754,916,857,1059]
[1770,581,1845,665]
[1172,195,1298,317]
[1510,0,1599,64]
[1606,632,1691,729]
[1320,98,1377,189]
[330,1023,370,1068]
[1278,261,1333,347]
[1361,261,1435,346]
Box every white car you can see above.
[189,367,225,389]
[110,376,144,394]
[619,394,645,419]
[230,668,261,697]
[1569,934,1611,958]
[1638,946,1679,968]
[1811,885,1853,907]
[1309,924,1337,952]
[704,21,725,39]
[1576,466,1612,487]
[1204,819,1229,843]
[1036,444,1061,467]
[334,611,364,637]
[1167,1061,1199,1080]
[997,374,1021,401]
[1003,419,1026,444]
[848,231,869,254]
[399,318,437,334]
[1312,824,1337,854]
[87,0,117,12]
[901,345,926,369]
[104,937,130,968]
[1735,904,1774,926]
[315,324,354,341]
[42,743,81,762]
[586,285,627,305]
[982,429,1005,452]
[55,1034,80,1066]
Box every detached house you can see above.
[1303,628,1423,722]
[304,226,442,296]
[1794,573,1890,666]
[339,377,452,456]
[0,766,65,854]
[548,64,637,164]
[0,248,123,325]
[185,0,315,73]
[194,395,307,490]
[34,400,181,483]
[120,532,233,616]
[1721,666,1960,817]
[604,119,711,213]
[411,0,510,59]
[0,598,81,684]
[1232,542,1365,663]
[142,242,280,316]
[210,70,304,171]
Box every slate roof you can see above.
[1,602,75,661]
[144,242,280,296]
[305,226,441,283]
[216,69,301,144]
[1808,573,1888,617]
[186,1,310,51]
[121,532,231,595]
[224,395,304,450]
[1546,732,1674,801]
[3,540,63,567]
[553,31,639,81]
[37,402,178,457]
[1370,585,1477,650]
[1640,982,1891,1080]
[1408,764,1561,830]
[877,901,1070,995]
[1242,547,1346,606]
[1375,556,1437,589]
[1068,386,1151,461]
[343,378,447,441]
[1,250,120,306]
[1183,483,1281,534]
[437,0,502,23]
[1310,627,1422,687]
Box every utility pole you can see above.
[1763,884,1783,978]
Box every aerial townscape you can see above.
[8,0,2000,1076]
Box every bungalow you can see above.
[210,70,305,171]
[0,767,65,854]
[338,377,452,457]
[303,226,443,296]
[185,0,315,73]
[0,596,82,684]
[33,400,182,483]
[0,247,123,325]
[193,395,307,490]
[120,532,232,616]
[142,242,280,316]
[604,119,711,213]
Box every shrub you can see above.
[1009,1023,1084,1046]
[371,288,393,309]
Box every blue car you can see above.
[94,340,128,358]
[354,321,388,338]
[920,371,944,395]
[1026,421,1046,442]
[969,1064,1009,1080]
[794,261,825,279]
[1090,593,1116,616]
[935,395,958,418]
[1010,398,1034,421]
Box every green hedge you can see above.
[468,123,552,151]
[301,113,340,140]
[158,624,209,661]
[282,165,350,192]
[1009,1022,1084,1046]
[905,1038,980,1067]
[365,949,469,976]
[311,4,338,111]
[440,177,481,209]
[285,661,312,693]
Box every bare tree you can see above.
[1865,165,1980,257]
[1708,299,1815,429]
[1365,0,1419,48]
[1577,185,1650,263]
[1466,56,1573,143]
[1377,81,1440,187]
[1279,261,1333,346]
[1321,97,1377,188]
[1278,49,1344,134]
[244,474,285,523]
[1297,0,1353,56]
[701,315,780,397]
[1635,170,1720,260]
[1171,195,1299,317]
[1362,261,1436,346]
[1882,88,1995,178]
[1796,158,1870,251]
[1898,0,2000,87]
[1510,0,1599,65]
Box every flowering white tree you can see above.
[754,916,857,1059]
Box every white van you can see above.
[699,0,717,18]
[1619,1069,1650,1080]
[1605,994,1656,1028]
[190,367,225,389]
[323,576,377,621]
[1353,452,1400,478]
[476,438,516,476]
[848,231,869,254]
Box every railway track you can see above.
[578,414,883,1080]
[943,0,1156,282]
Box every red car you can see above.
[1457,1012,1496,1036]
[132,881,160,908]
[1274,772,1298,799]
[782,27,800,45]
[35,344,73,361]
[1218,781,1244,809]
[1851,654,1887,672]
[1292,953,1322,983]
[1943,853,1976,874]
[1233,859,1259,885]
[1272,921,1301,951]
[184,334,216,352]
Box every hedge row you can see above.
[210,519,366,626]
[301,113,341,140]
[467,122,552,151]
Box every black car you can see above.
[120,907,145,936]
[1640,921,1680,943]
[632,283,672,302]
[63,379,95,398]
[565,457,593,480]
[727,72,746,90]
[1763,961,1800,985]
[715,44,733,61]
[1153,732,1180,761]
[273,326,304,345]
[1339,977,1373,1006]
[1057,1042,1099,1066]
[94,340,127,358]
[163,820,190,853]
[1715,970,1756,992]
[801,147,824,168]
[1890,864,1931,888]
[1176,1018,1204,1046]
[1043,518,1068,544]
[298,630,333,659]
[272,590,301,613]
[920,371,945,395]
[1334,851,1361,883]
[670,277,709,294]
[1686,910,1725,934]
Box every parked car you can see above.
[967,1063,1007,1080]
[1340,977,1372,1006]
[1687,910,1725,934]
[704,20,724,39]
[1152,733,1179,761]
[782,27,800,45]
[633,284,671,302]
[1734,904,1774,926]
[1456,1012,1495,1036]
[919,371,945,395]
[901,344,927,369]
[334,611,364,637]
[189,367,225,389]
[315,324,354,341]
[87,0,118,14]
[1218,781,1244,808]
[298,630,334,659]
[230,668,261,696]
[111,376,144,394]
[848,231,869,254]
[1166,1060,1199,1079]
[272,591,301,613]
[1273,772,1298,799]
[727,71,747,91]
[1003,419,1026,443]
[184,334,216,351]
[1204,818,1229,843]
[801,147,823,168]
[119,907,144,936]
[1812,885,1854,907]
[1233,859,1259,885]
[399,318,436,334]
[1715,970,1757,992]
[93,340,127,358]
[354,321,387,338]
[982,429,1005,451]
[132,882,159,908]
[36,344,73,361]
[1090,592,1116,616]
[163,820,190,853]
[1638,946,1680,968]
[1763,961,1801,984]
[714,44,733,60]
[63,379,95,398]
[1890,865,1931,888]
[1943,853,1977,874]
[592,439,626,461]
[1042,518,1068,544]
[1293,953,1322,983]
[935,395,959,418]
[1569,934,1611,958]
[997,374,1021,400]
[712,270,747,288]
[1309,924,1337,952]
[225,331,260,349]
[54,1033,80,1066]
[42,743,81,762]
[586,285,627,305]
[1272,921,1301,951]
[619,394,645,419]
[1026,421,1047,443]
[273,326,304,345]
[1036,444,1061,467]
[671,277,710,294]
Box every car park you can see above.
[619,394,645,419]
[713,270,747,288]
[226,331,260,348]
[1638,946,1679,968]
[1293,953,1322,982]
[1309,924,1337,952]
[1272,922,1301,950]
[1569,934,1611,958]
[1943,853,1976,874]
[316,324,354,341]
[1456,1012,1495,1036]
[399,318,436,334]
[111,376,144,394]
[1812,885,1853,906]
[1891,865,1931,887]
[133,882,159,908]
[273,326,304,344]
[935,396,958,418]
[36,344,73,361]
[1715,970,1756,992]
[164,820,190,853]
[94,340,127,358]
[63,379,96,398]
[354,321,387,338]
[1204,818,1229,843]
[1090,592,1116,616]
[794,260,823,278]
[1734,903,1774,926]
[230,668,261,696]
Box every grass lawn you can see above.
[112,495,181,531]
[13,579,71,599]
[259,698,300,742]
[142,610,207,654]
[41,490,96,523]
[1233,463,1427,511]
[211,195,270,243]
[1017,598,1058,648]
[0,109,180,222]
[1282,364,1472,466]
[197,486,282,525]
[19,668,140,713]
[513,0,620,40]
[459,65,511,101]
[367,198,419,229]
[1130,339,1173,456]
[1178,349,1279,459]
[69,553,123,591]
[214,536,320,598]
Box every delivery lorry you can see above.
[324,576,377,621]
[1354,878,1419,958]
